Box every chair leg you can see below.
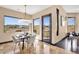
[14,43,18,53]
[13,44,16,53]
[18,42,20,49]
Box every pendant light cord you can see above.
[24,5,26,19]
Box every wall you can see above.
[32,5,67,44]
[0,7,32,43]
[76,14,79,33]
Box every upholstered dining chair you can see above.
[12,36,21,53]
[27,35,36,48]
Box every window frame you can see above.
[3,15,31,32]
[33,18,41,34]
[67,17,76,33]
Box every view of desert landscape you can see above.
[67,25,75,32]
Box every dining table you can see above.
[16,32,31,50]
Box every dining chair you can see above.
[12,36,21,53]
[27,35,36,48]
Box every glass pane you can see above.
[33,18,40,34]
[67,17,75,32]
[4,16,19,25]
[43,16,50,40]
[4,16,32,32]
[68,18,75,25]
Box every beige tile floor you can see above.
[0,41,74,54]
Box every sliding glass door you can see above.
[42,14,52,43]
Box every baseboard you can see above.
[0,40,13,44]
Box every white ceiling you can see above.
[62,5,79,13]
[1,5,79,15]
[0,5,51,15]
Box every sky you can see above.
[43,16,50,26]
[5,16,51,26]
[34,18,41,25]
[4,16,18,25]
[34,16,50,26]
[68,18,75,25]
[4,16,32,25]
[5,16,75,26]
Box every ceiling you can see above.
[0,5,51,15]
[62,5,79,13]
[1,5,79,15]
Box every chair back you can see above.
[12,36,20,43]
[27,35,36,46]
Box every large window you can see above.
[4,16,32,32]
[33,18,41,35]
[67,17,75,32]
